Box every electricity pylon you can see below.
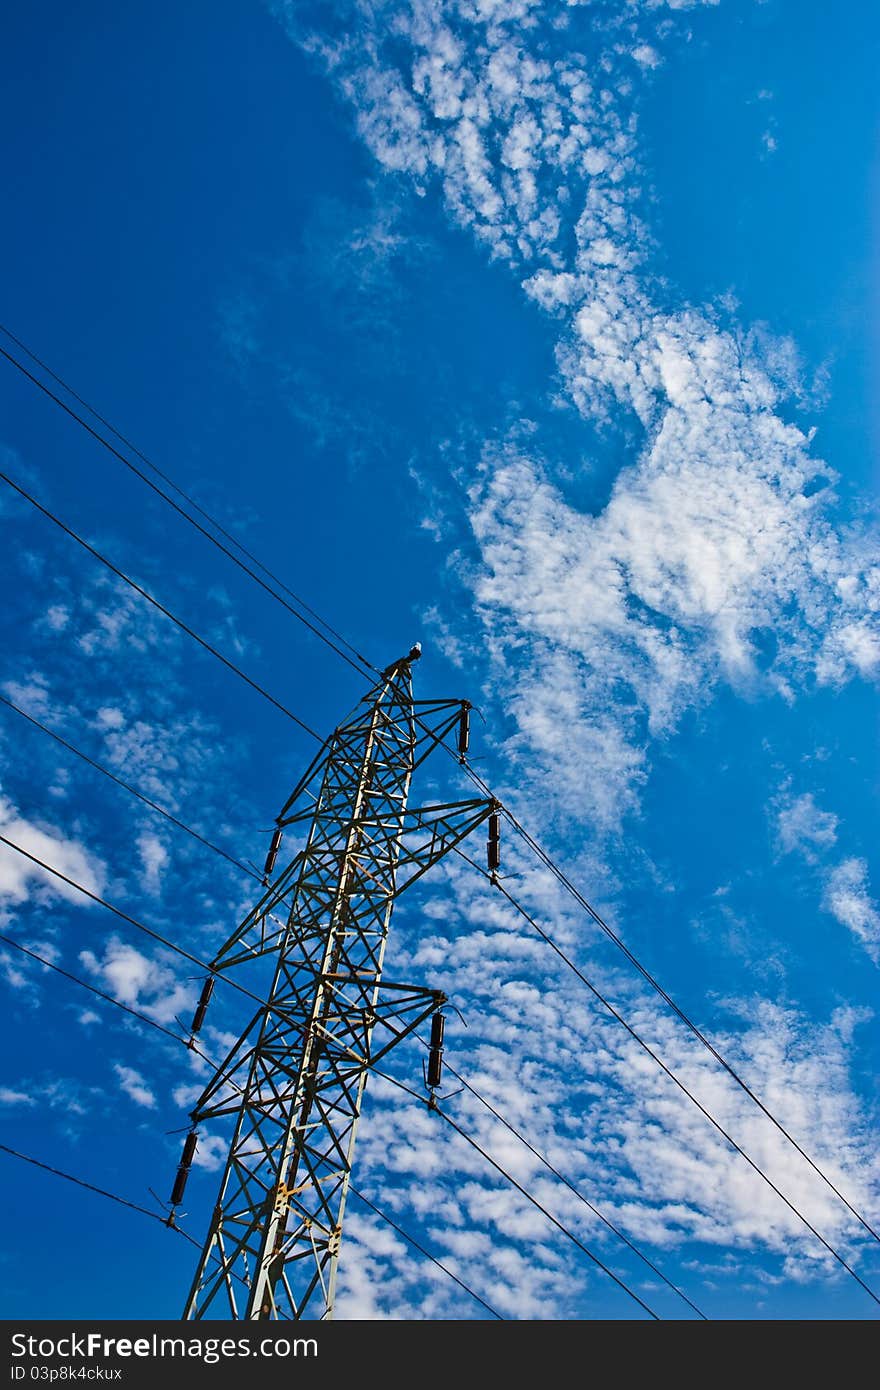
[170,647,496,1320]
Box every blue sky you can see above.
[1,0,879,1321]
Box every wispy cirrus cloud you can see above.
[774,789,838,863]
[773,783,879,964]
[822,860,880,965]
[113,1063,157,1109]
[79,936,195,1026]
[273,0,880,843]
[0,792,106,922]
[259,0,880,1318]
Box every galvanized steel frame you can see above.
[181,658,493,1320]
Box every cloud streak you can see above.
[263,0,880,1317]
[275,0,879,839]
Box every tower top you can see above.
[382,641,422,677]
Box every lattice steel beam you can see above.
[174,650,494,1320]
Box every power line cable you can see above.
[372,1067,662,1320]
[0,335,377,680]
[0,691,261,883]
[0,831,266,1012]
[0,930,193,1046]
[439,1055,707,1319]
[435,1105,661,1319]
[0,467,322,742]
[0,931,246,1098]
[453,848,880,1308]
[0,1142,194,1239]
[453,757,880,1248]
[346,1184,505,1320]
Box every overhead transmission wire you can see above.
[452,845,880,1309]
[0,931,254,1107]
[0,933,504,1320]
[0,333,377,681]
[371,1066,662,1320]
[0,930,200,1049]
[436,1053,707,1320]
[0,1142,199,1245]
[0,831,269,1014]
[4,326,878,1279]
[455,758,880,1251]
[0,468,322,743]
[0,700,703,1320]
[0,691,261,884]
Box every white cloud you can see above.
[631,44,661,69]
[190,1133,229,1172]
[770,787,878,962]
[822,859,880,964]
[0,793,106,921]
[268,0,880,1317]
[94,706,125,732]
[79,936,195,1025]
[2,672,54,718]
[114,1064,156,1109]
[137,832,169,895]
[0,1086,35,1105]
[44,605,70,632]
[775,790,838,862]
[281,0,880,840]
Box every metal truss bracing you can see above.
[179,654,494,1320]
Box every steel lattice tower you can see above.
[171,648,495,1320]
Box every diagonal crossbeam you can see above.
[178,654,493,1321]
